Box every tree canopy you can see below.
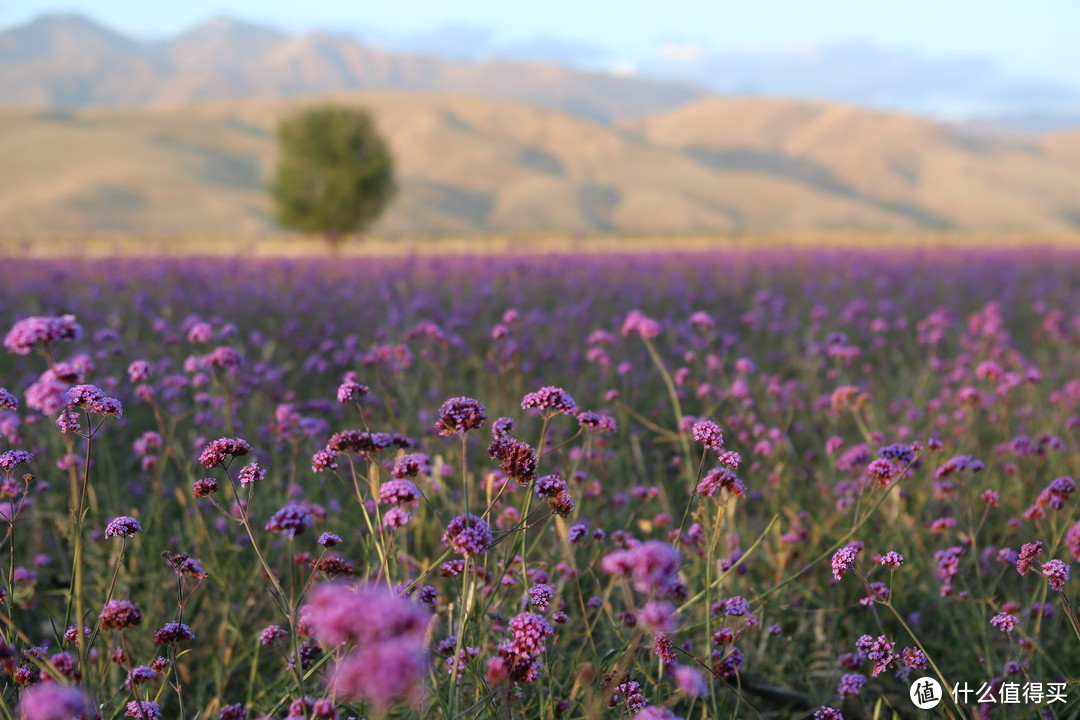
[270,103,396,249]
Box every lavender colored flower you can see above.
[4,314,82,355]
[1016,541,1043,576]
[576,410,617,432]
[528,583,554,611]
[621,310,661,338]
[692,420,724,451]
[488,436,538,484]
[601,541,681,594]
[198,437,251,468]
[508,612,554,655]
[100,599,143,630]
[696,466,746,498]
[265,504,315,537]
[317,532,342,548]
[837,673,866,698]
[441,514,493,557]
[990,612,1019,632]
[831,543,861,581]
[0,450,34,472]
[125,701,162,719]
[636,709,683,720]
[813,708,845,720]
[307,582,430,709]
[153,622,195,645]
[1041,559,1071,591]
[0,388,18,411]
[880,551,905,568]
[521,386,577,415]
[260,625,288,645]
[218,704,246,720]
[638,600,678,632]
[653,633,675,665]
[855,635,898,677]
[379,479,421,506]
[238,462,265,488]
[674,664,709,697]
[902,647,927,668]
[337,380,369,403]
[535,473,567,498]
[125,665,157,689]
[435,396,487,435]
[383,506,413,528]
[192,478,218,498]
[18,684,97,720]
[104,516,141,539]
[491,416,515,439]
[392,453,430,479]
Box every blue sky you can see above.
[2,0,1078,84]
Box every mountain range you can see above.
[0,14,702,122]
[1,14,1080,237]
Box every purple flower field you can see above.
[0,248,1077,720]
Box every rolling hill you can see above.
[2,91,1080,236]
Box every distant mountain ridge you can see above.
[2,91,1079,236]
[0,13,705,121]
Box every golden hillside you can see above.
[2,91,1079,237]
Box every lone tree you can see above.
[271,103,396,251]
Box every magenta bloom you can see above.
[441,514,493,557]
[100,599,143,630]
[192,478,218,498]
[601,541,681,594]
[198,437,251,468]
[507,612,554,655]
[636,709,683,720]
[307,583,431,709]
[879,551,905,568]
[379,479,421,506]
[674,664,709,697]
[691,420,724,451]
[337,380,370,403]
[1016,541,1043,575]
[17,684,96,720]
[104,516,142,539]
[1041,559,1071,591]
[435,396,487,435]
[990,612,1019,632]
[621,310,661,338]
[124,701,162,719]
[521,386,577,415]
[813,708,845,720]
[317,532,342,548]
[0,387,19,412]
[4,314,82,355]
[488,437,538,483]
[265,504,315,538]
[153,622,195,644]
[637,600,678,633]
[855,635,898,677]
[237,462,265,488]
[392,453,431,479]
[837,673,866,698]
[831,543,861,581]
[326,640,427,709]
[696,466,746,498]
[260,625,288,645]
[528,583,554,611]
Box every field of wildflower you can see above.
[0,248,1077,720]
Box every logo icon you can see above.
[910,678,943,709]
